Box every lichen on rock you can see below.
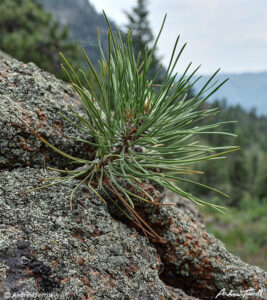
[0,53,265,300]
[0,168,169,299]
[0,57,94,170]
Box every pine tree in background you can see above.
[125,0,153,54]
[228,150,249,206]
[125,0,164,81]
[254,154,267,202]
[0,0,81,80]
[36,0,115,67]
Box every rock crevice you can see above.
[0,54,266,299]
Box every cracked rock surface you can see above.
[1,53,265,300]
[0,58,93,170]
[0,168,169,299]
[0,54,199,300]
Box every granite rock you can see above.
[0,57,94,170]
[0,168,169,299]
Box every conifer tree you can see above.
[0,0,81,80]
[125,0,164,80]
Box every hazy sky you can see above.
[92,0,267,75]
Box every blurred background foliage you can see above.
[0,0,266,269]
[0,0,81,80]
[187,100,267,270]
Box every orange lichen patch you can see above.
[90,270,100,277]
[171,226,183,235]
[62,93,80,104]
[39,148,51,161]
[88,270,116,290]
[87,287,96,300]
[34,278,39,291]
[0,70,8,78]
[51,260,57,269]
[42,245,49,251]
[35,108,47,121]
[124,264,138,276]
[242,281,250,291]
[70,256,76,262]
[10,226,21,233]
[35,107,48,129]
[19,102,33,126]
[30,250,39,258]
[82,277,90,286]
[68,292,75,299]
[100,274,117,289]
[241,275,261,291]
[167,218,174,226]
[159,222,221,292]
[77,257,85,266]
[22,138,32,151]
[52,120,64,134]
[202,231,209,239]
[85,193,91,199]
[71,229,85,243]
[61,276,71,284]
[138,183,158,200]
[62,94,69,101]
[11,122,25,130]
[0,269,6,277]
[24,266,34,276]
[92,228,102,237]
[7,82,17,88]
[142,184,156,194]
[131,232,138,239]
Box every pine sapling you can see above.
[16,12,239,242]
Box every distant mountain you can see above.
[193,72,267,115]
[34,1,267,116]
[37,0,115,66]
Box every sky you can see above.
[92,0,267,75]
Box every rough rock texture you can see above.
[159,206,267,299]
[1,53,266,299]
[112,191,267,299]
[0,168,170,299]
[165,191,204,225]
[0,58,94,170]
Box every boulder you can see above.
[0,168,170,299]
[0,57,93,170]
[0,53,266,299]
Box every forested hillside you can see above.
[0,0,81,79]
[37,0,113,66]
[184,100,267,203]
[183,100,267,269]
[194,72,267,115]
[38,0,267,115]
